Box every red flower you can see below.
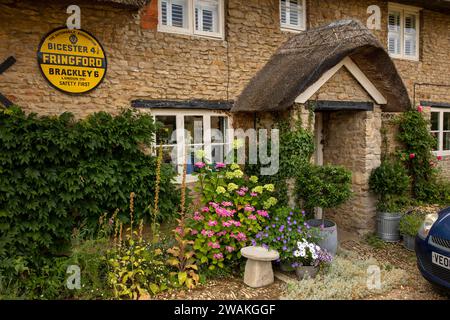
[437,155,443,161]
[417,105,424,112]
[409,153,416,159]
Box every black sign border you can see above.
[37,26,108,95]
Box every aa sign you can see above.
[37,28,107,94]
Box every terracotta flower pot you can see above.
[295,265,319,280]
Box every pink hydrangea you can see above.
[225,246,235,253]
[190,229,198,235]
[231,232,247,242]
[240,187,249,192]
[215,162,226,169]
[236,190,246,196]
[257,210,269,217]
[193,212,204,221]
[208,220,218,226]
[250,192,258,197]
[201,229,215,237]
[248,214,257,220]
[201,206,210,212]
[213,253,223,260]
[232,220,241,227]
[216,207,233,217]
[244,205,255,212]
[221,201,233,207]
[216,230,227,237]
[222,220,233,227]
[194,162,206,168]
[208,241,220,249]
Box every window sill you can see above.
[390,55,420,62]
[280,26,306,33]
[157,25,224,41]
[432,151,450,157]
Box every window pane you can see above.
[388,11,401,55]
[171,0,187,28]
[280,0,287,24]
[186,144,204,174]
[431,132,439,151]
[289,0,300,26]
[211,116,227,143]
[211,144,225,163]
[444,112,450,131]
[195,0,219,33]
[444,132,450,151]
[155,116,177,145]
[431,112,439,131]
[184,116,203,144]
[161,1,168,25]
[404,14,417,57]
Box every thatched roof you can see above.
[397,0,450,14]
[232,20,411,113]
[93,0,147,8]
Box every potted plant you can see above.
[369,160,411,242]
[296,164,352,255]
[292,239,333,280]
[252,207,318,272]
[399,211,423,251]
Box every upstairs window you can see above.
[388,4,420,60]
[431,108,450,155]
[280,0,306,32]
[159,0,224,39]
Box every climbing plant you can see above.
[0,106,180,277]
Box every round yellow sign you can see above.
[37,28,107,94]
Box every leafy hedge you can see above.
[0,107,180,275]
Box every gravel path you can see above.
[153,239,448,300]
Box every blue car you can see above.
[416,206,450,290]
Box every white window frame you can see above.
[158,0,225,40]
[431,107,450,157]
[150,109,233,183]
[388,3,421,61]
[279,0,306,32]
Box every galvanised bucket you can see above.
[402,234,416,251]
[377,212,401,242]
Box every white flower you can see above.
[293,250,300,257]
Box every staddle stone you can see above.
[240,246,279,288]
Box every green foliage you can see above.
[106,233,171,299]
[166,222,200,290]
[245,119,314,207]
[396,109,439,202]
[369,160,411,212]
[364,233,386,249]
[399,212,424,236]
[189,163,274,269]
[252,207,311,263]
[0,106,180,278]
[295,164,352,210]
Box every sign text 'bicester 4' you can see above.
[37,28,107,94]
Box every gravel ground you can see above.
[152,239,449,300]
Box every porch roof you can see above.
[232,20,411,113]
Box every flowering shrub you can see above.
[252,207,318,266]
[292,239,333,268]
[189,162,277,269]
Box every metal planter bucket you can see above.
[402,234,415,251]
[306,219,338,256]
[377,212,401,242]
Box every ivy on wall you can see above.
[0,107,180,274]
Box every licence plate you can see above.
[432,252,450,270]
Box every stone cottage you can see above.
[1,0,449,234]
